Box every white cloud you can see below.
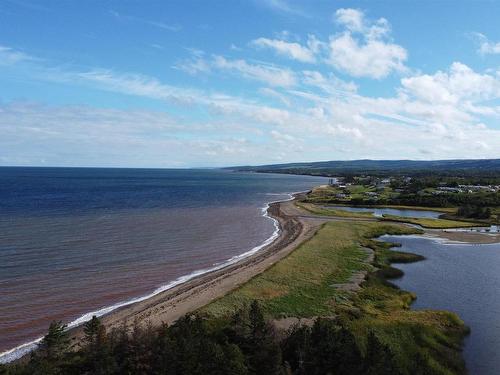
[401,62,500,104]
[173,54,211,75]
[334,8,365,32]
[334,8,391,39]
[271,129,296,142]
[251,37,317,63]
[212,56,297,87]
[0,45,33,65]
[327,33,407,79]
[327,9,407,78]
[473,32,500,55]
[302,70,357,94]
[3,37,500,166]
[0,101,280,167]
[248,9,404,79]
[75,69,201,104]
[259,87,292,106]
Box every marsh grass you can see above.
[202,220,468,374]
[381,214,483,228]
[295,201,374,218]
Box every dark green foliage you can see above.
[281,319,403,375]
[14,321,72,375]
[40,321,70,361]
[457,205,491,219]
[304,319,364,375]
[363,331,401,375]
[389,191,500,209]
[2,303,462,375]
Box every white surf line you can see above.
[0,190,304,364]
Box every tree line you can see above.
[2,301,402,375]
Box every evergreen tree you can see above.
[281,325,310,374]
[81,316,114,375]
[83,316,101,346]
[305,319,363,375]
[246,301,282,375]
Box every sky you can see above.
[1,0,500,168]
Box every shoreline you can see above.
[3,189,496,366]
[0,191,316,364]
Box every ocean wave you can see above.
[0,191,303,364]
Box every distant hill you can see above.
[227,159,500,176]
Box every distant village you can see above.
[327,176,500,202]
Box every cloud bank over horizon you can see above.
[1,1,500,167]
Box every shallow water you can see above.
[381,234,500,375]
[327,205,441,218]
[0,167,326,360]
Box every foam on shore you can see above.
[0,191,304,364]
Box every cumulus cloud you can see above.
[334,8,365,33]
[401,62,500,104]
[250,9,407,79]
[327,9,407,78]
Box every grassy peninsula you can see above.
[203,221,468,374]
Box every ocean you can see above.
[0,167,326,362]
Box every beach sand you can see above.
[65,195,327,349]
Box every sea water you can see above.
[0,167,326,362]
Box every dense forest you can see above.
[353,191,500,209]
[2,302,407,375]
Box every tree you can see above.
[246,301,282,375]
[40,321,70,361]
[83,316,101,345]
[305,319,363,375]
[82,316,114,375]
[281,325,311,374]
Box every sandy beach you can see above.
[64,194,327,349]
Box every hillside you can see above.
[227,159,500,176]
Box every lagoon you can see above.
[327,205,442,218]
[381,234,500,375]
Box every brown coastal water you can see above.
[0,167,326,361]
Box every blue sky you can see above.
[1,0,500,167]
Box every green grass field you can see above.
[202,222,381,317]
[202,221,468,374]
